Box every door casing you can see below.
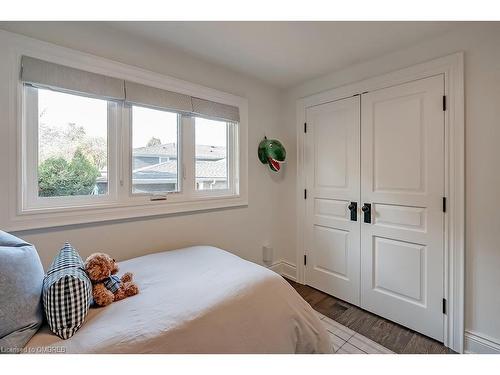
[296,53,464,353]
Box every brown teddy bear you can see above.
[84,253,139,307]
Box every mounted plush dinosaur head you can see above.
[258,137,286,172]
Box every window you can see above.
[195,117,228,191]
[36,88,109,197]
[17,53,246,229]
[131,106,179,194]
[23,85,117,210]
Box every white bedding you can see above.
[25,246,332,353]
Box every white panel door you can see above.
[360,75,445,341]
[305,96,360,305]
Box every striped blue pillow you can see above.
[42,243,92,339]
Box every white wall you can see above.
[2,21,499,351]
[0,22,288,270]
[281,22,500,347]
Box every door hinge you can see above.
[443,197,447,213]
[304,254,307,266]
[304,122,307,133]
[304,189,307,199]
[443,95,447,111]
[442,298,447,314]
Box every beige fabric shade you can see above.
[21,56,240,122]
[124,81,192,113]
[191,97,240,122]
[21,56,125,100]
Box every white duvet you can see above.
[25,246,332,353]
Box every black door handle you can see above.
[362,203,372,223]
[347,202,357,221]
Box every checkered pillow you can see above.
[42,243,92,339]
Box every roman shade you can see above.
[125,82,240,122]
[191,97,240,122]
[124,81,192,113]
[21,56,240,122]
[21,56,125,100]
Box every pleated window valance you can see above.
[21,56,126,100]
[191,97,240,123]
[124,80,193,113]
[21,56,240,122]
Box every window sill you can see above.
[6,195,248,232]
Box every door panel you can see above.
[372,203,427,232]
[373,236,425,303]
[313,226,349,278]
[371,94,425,193]
[360,75,445,341]
[305,96,360,305]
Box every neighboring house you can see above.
[96,143,227,194]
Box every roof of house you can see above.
[133,143,177,157]
[133,143,226,160]
[132,160,177,180]
[132,158,227,181]
[195,159,227,179]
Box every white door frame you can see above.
[296,52,464,353]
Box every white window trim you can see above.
[22,86,121,211]
[1,30,248,231]
[190,117,239,199]
[124,105,239,201]
[126,104,182,198]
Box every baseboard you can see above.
[464,331,500,354]
[268,262,282,273]
[268,260,297,281]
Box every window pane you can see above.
[37,88,108,197]
[132,106,179,194]
[195,117,228,191]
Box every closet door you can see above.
[305,96,361,305]
[360,75,445,341]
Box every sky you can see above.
[133,106,227,148]
[38,88,228,149]
[38,87,107,139]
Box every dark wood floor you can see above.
[286,278,453,354]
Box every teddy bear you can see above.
[84,252,139,307]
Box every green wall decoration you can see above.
[258,137,286,172]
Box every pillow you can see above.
[0,230,45,353]
[42,243,92,339]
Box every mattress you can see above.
[24,246,332,353]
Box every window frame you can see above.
[127,103,183,198]
[4,33,248,231]
[124,107,240,203]
[191,116,239,199]
[22,85,120,211]
[21,86,242,212]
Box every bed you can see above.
[24,246,332,353]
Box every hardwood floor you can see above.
[286,278,453,354]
